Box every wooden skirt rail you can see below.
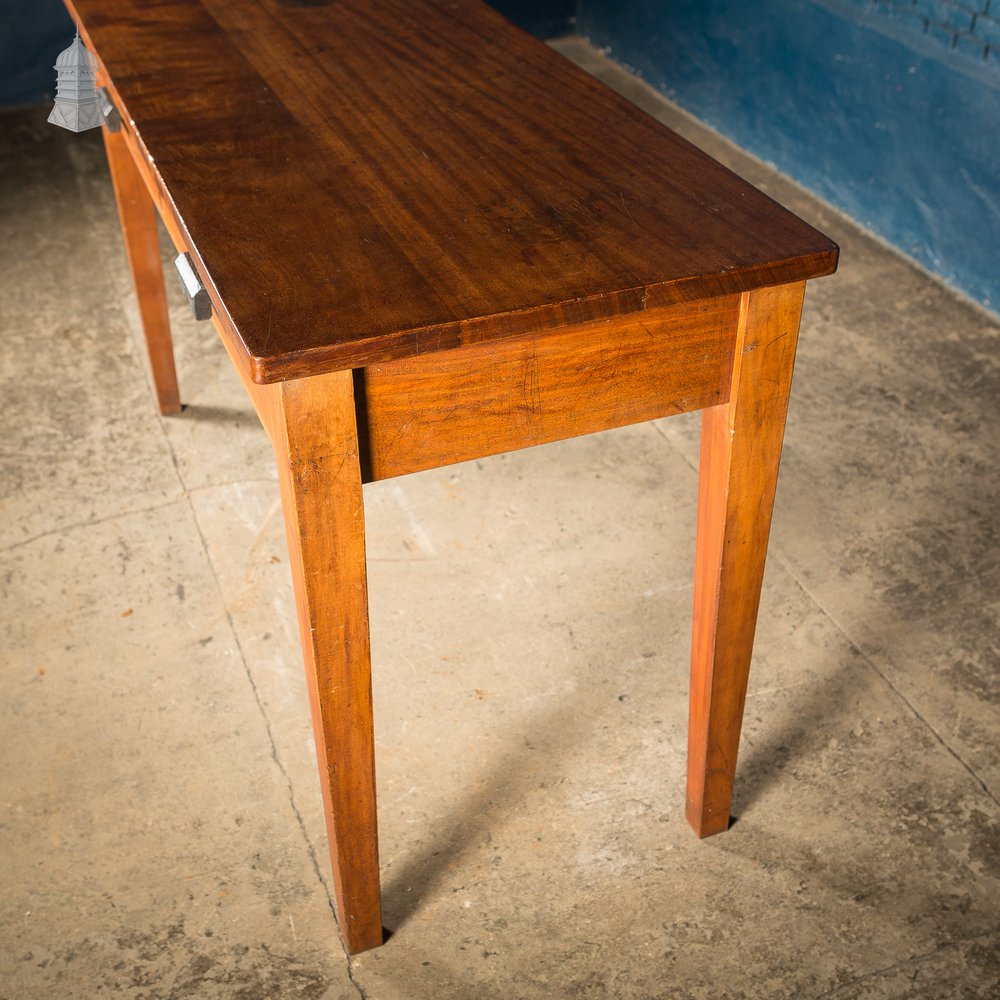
[358,295,740,482]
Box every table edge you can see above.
[247,249,838,384]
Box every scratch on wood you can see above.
[617,190,637,228]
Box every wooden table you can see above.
[66,0,838,955]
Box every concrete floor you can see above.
[2,37,998,1000]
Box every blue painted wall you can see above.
[490,0,576,38]
[0,0,73,108]
[577,0,1000,313]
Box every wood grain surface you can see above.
[272,369,383,954]
[361,294,740,481]
[102,122,181,413]
[66,0,838,382]
[686,282,806,839]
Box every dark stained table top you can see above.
[68,0,838,382]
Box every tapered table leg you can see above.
[687,282,806,838]
[102,127,180,415]
[271,369,383,955]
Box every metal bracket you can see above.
[96,87,121,132]
[174,253,212,321]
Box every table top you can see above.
[69,0,838,383]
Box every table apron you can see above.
[356,294,740,482]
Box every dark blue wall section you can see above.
[0,0,73,108]
[489,0,576,38]
[578,0,1000,312]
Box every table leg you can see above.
[102,126,181,415]
[687,282,806,838]
[271,370,383,955]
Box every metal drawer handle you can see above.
[174,253,212,321]
[96,87,121,132]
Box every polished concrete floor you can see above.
[2,38,998,1000]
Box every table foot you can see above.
[686,283,806,838]
[272,370,383,954]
